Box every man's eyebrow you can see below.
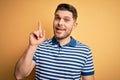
[55,14,60,17]
[55,14,71,18]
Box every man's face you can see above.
[53,10,77,40]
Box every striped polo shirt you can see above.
[33,36,94,80]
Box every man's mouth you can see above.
[56,27,65,31]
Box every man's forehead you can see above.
[55,10,73,18]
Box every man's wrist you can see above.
[28,45,38,50]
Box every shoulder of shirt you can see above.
[75,40,92,52]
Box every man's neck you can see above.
[56,36,71,46]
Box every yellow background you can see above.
[0,0,120,80]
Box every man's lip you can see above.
[56,27,65,30]
[55,28,65,33]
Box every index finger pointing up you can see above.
[38,22,42,32]
[38,22,43,37]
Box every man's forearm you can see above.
[14,46,37,80]
[82,75,95,80]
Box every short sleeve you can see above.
[32,55,37,62]
[32,47,39,62]
[81,50,95,76]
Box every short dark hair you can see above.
[55,3,78,20]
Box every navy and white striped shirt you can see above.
[33,37,94,80]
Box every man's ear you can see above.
[73,22,78,29]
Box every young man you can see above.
[15,3,95,80]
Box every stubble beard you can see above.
[54,29,72,40]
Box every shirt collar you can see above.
[51,36,76,47]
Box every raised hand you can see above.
[29,22,45,46]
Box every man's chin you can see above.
[55,36,65,40]
[55,35,69,40]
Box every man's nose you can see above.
[58,19,64,26]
